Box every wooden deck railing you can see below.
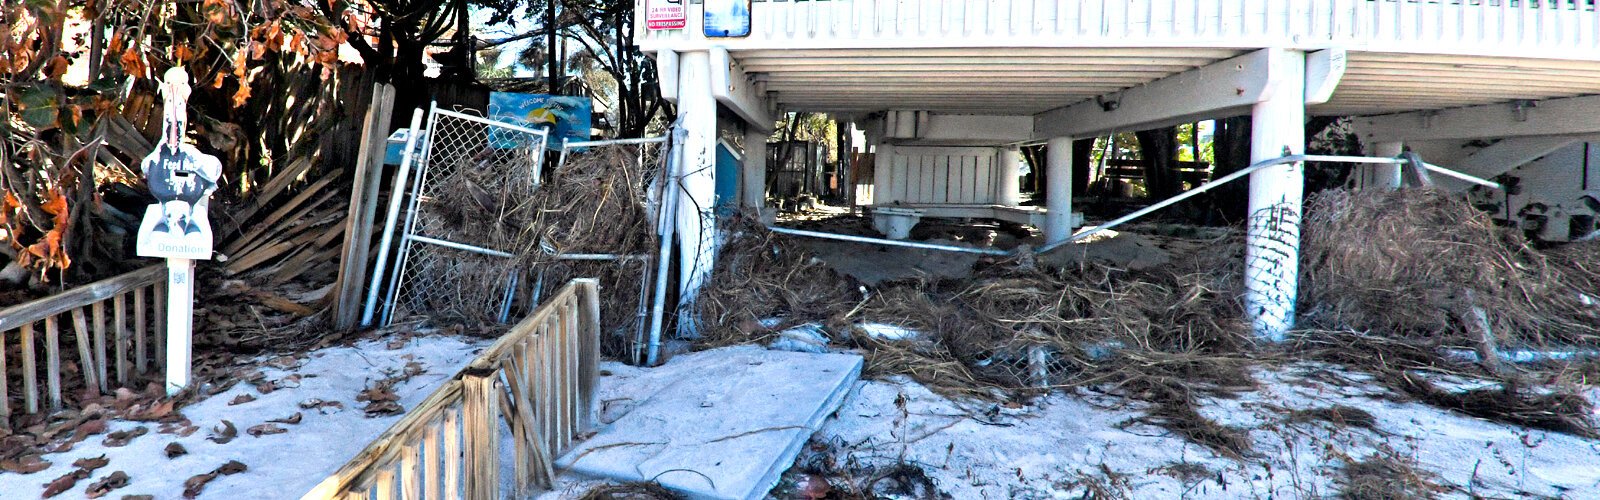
[1,265,165,422]
[302,279,601,500]
[640,0,1600,59]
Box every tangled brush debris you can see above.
[690,188,1600,456]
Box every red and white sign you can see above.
[647,0,687,30]
[646,0,684,30]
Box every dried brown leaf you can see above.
[266,413,302,425]
[164,442,187,458]
[207,420,237,444]
[102,427,147,447]
[228,394,256,406]
[245,424,285,437]
[85,470,130,498]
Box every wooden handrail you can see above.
[0,266,163,332]
[303,278,601,500]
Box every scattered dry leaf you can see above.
[103,427,148,447]
[72,455,109,472]
[217,460,247,475]
[228,394,256,406]
[84,470,130,498]
[42,468,87,497]
[1,454,52,474]
[246,423,286,437]
[266,413,302,425]
[165,442,187,458]
[122,495,154,500]
[182,471,217,498]
[207,420,237,444]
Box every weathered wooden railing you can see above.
[302,279,600,500]
[640,0,1600,59]
[1,266,165,422]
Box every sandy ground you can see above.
[806,365,1600,499]
[0,333,490,499]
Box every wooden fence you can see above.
[1,265,166,422]
[302,279,601,500]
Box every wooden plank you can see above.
[134,287,146,373]
[91,302,106,392]
[372,467,396,500]
[1,326,8,422]
[45,315,60,411]
[230,156,315,227]
[114,293,127,384]
[424,417,443,500]
[154,282,165,369]
[224,174,343,257]
[462,374,498,500]
[300,382,463,499]
[400,442,421,499]
[578,281,601,429]
[21,322,35,413]
[443,407,463,500]
[0,266,163,332]
[508,344,531,494]
[70,308,99,396]
[333,83,397,331]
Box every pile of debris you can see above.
[690,187,1600,457]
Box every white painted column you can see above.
[165,258,193,395]
[675,51,718,308]
[873,143,896,204]
[997,147,1023,207]
[1369,141,1404,190]
[1244,50,1307,343]
[742,128,768,211]
[1044,137,1075,244]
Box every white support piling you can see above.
[1244,49,1308,343]
[1044,136,1075,244]
[675,51,719,313]
[1369,141,1404,190]
[997,146,1023,207]
[743,127,768,211]
[164,258,193,395]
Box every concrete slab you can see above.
[556,347,863,500]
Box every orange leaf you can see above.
[212,72,225,89]
[43,55,68,79]
[232,49,247,78]
[175,45,193,62]
[119,48,145,78]
[231,82,251,108]
[106,32,123,55]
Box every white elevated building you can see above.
[637,0,1600,340]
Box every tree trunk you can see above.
[1136,127,1180,200]
[1208,115,1253,223]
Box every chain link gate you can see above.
[381,104,550,325]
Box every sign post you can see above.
[135,67,221,396]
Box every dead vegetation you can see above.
[1336,449,1446,500]
[691,188,1600,459]
[574,481,683,500]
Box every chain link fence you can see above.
[385,107,548,325]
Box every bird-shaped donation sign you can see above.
[137,67,221,259]
[135,67,218,395]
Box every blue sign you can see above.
[488,92,592,150]
[704,0,751,38]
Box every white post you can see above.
[675,51,719,307]
[997,146,1023,207]
[743,127,768,211]
[1044,137,1075,244]
[165,258,193,395]
[1369,141,1404,190]
[1245,50,1307,343]
[873,143,896,204]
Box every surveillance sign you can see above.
[647,0,686,30]
[136,67,220,260]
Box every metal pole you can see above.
[362,108,426,326]
[646,125,687,366]
[766,226,1012,256]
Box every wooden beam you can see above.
[0,266,163,332]
[1353,94,1600,142]
[710,47,775,132]
[333,83,396,331]
[1305,48,1347,106]
[1033,48,1288,140]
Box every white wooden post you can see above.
[1369,141,1404,190]
[997,146,1023,207]
[675,51,719,305]
[1044,137,1075,244]
[743,127,768,211]
[165,259,193,395]
[1244,50,1307,343]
